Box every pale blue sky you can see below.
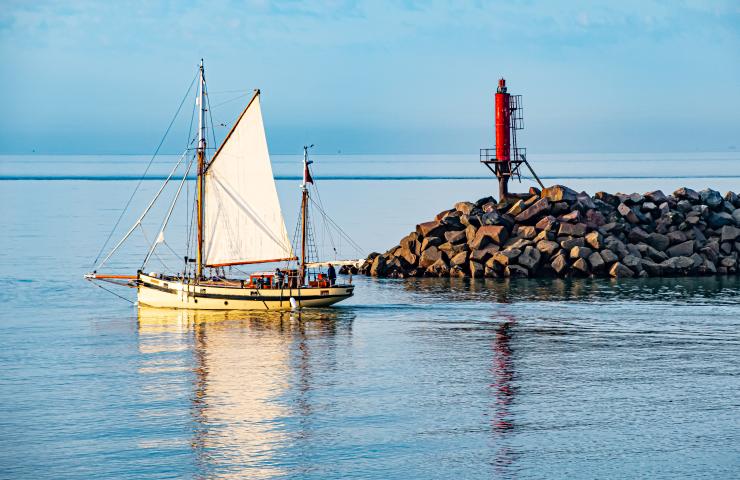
[1,1,738,154]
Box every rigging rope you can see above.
[308,196,364,254]
[88,279,135,304]
[142,155,195,268]
[138,224,171,272]
[92,69,199,268]
[211,92,251,109]
[95,151,188,270]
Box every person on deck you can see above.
[275,268,284,288]
[327,263,336,286]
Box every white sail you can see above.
[203,92,294,266]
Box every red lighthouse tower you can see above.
[481,78,542,202]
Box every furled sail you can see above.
[203,92,294,266]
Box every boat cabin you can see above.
[246,270,331,289]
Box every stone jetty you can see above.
[358,185,740,279]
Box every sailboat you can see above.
[85,61,359,310]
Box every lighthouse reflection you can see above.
[136,307,354,479]
[491,312,518,476]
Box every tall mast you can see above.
[196,59,207,280]
[299,145,312,285]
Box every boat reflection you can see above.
[137,306,355,479]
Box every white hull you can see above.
[137,274,354,311]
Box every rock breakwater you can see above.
[359,185,740,279]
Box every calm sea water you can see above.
[1,153,739,479]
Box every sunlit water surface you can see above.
[1,153,739,478]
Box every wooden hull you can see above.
[137,274,354,311]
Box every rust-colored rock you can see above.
[419,246,443,269]
[541,185,578,203]
[558,222,587,237]
[444,230,466,245]
[535,215,558,231]
[515,198,551,223]
[572,258,589,274]
[416,220,445,238]
[506,200,526,217]
[492,249,521,267]
[470,225,509,250]
[609,262,634,278]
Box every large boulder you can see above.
[622,254,642,271]
[535,215,558,231]
[600,249,619,264]
[518,246,541,270]
[699,189,722,209]
[646,232,670,251]
[721,225,740,242]
[708,212,733,229]
[559,210,582,223]
[534,230,554,243]
[470,244,500,264]
[725,191,739,207]
[491,249,521,267]
[561,236,585,250]
[572,258,589,275]
[505,237,534,251]
[673,187,700,203]
[667,230,688,245]
[515,198,551,223]
[426,258,450,277]
[588,251,605,272]
[480,211,504,226]
[416,220,446,238]
[609,262,634,278]
[420,236,442,252]
[541,185,578,203]
[641,259,663,276]
[645,190,667,203]
[419,246,443,269]
[399,232,419,252]
[441,214,465,230]
[575,192,597,210]
[397,246,417,266]
[605,237,630,259]
[699,258,717,274]
[595,191,620,206]
[515,225,537,240]
[551,254,569,275]
[536,240,560,256]
[558,222,587,237]
[435,209,455,221]
[469,260,485,278]
[454,201,477,215]
[645,245,669,263]
[444,230,466,245]
[732,210,740,226]
[617,203,640,224]
[449,251,469,266]
[660,256,694,275]
[585,209,606,228]
[370,255,386,276]
[506,200,526,217]
[570,246,593,259]
[470,225,509,249]
[628,226,650,243]
[667,240,694,258]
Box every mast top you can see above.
[302,144,314,189]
